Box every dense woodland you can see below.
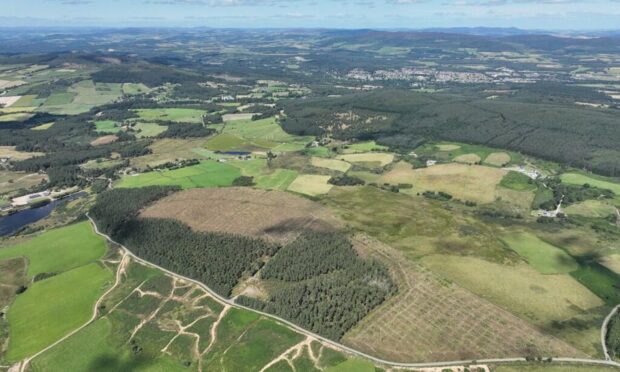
[240,232,396,340]
[281,90,620,176]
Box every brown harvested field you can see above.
[140,187,342,244]
[343,234,584,363]
[0,146,44,161]
[380,162,506,204]
[90,135,118,146]
[485,152,512,167]
[453,153,481,164]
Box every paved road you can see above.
[85,214,620,370]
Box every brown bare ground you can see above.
[90,135,118,146]
[140,187,342,244]
[343,233,585,363]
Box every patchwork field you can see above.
[141,187,342,243]
[287,174,333,196]
[343,234,582,362]
[117,161,240,189]
[0,221,107,276]
[336,152,394,167]
[218,117,312,151]
[0,222,111,362]
[310,157,351,172]
[380,162,507,204]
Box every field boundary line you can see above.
[84,214,620,370]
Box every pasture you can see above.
[0,221,107,276]
[6,262,112,361]
[227,159,298,191]
[564,200,617,218]
[435,143,461,151]
[90,135,118,146]
[500,171,537,191]
[94,120,120,133]
[135,108,206,123]
[0,171,48,195]
[222,113,255,122]
[380,162,506,204]
[133,122,167,138]
[130,138,207,169]
[341,141,388,154]
[219,117,311,148]
[141,187,341,243]
[501,232,579,274]
[310,157,351,172]
[205,133,273,152]
[287,174,333,196]
[0,112,34,122]
[116,161,240,189]
[336,152,394,167]
[560,172,620,195]
[122,83,151,95]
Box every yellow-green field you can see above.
[436,144,461,151]
[561,172,620,195]
[421,255,604,325]
[453,153,481,164]
[564,200,617,218]
[380,162,506,204]
[311,157,351,172]
[336,152,394,167]
[485,152,512,166]
[287,174,333,196]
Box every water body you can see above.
[0,192,87,237]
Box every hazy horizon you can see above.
[4,0,620,30]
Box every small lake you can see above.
[0,192,87,237]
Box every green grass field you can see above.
[44,92,76,106]
[135,108,206,123]
[561,172,620,195]
[325,358,375,372]
[564,200,617,218]
[31,122,54,130]
[341,141,388,154]
[219,117,312,148]
[6,262,112,361]
[122,83,152,95]
[205,133,273,152]
[501,232,579,274]
[116,160,240,189]
[228,159,298,191]
[95,120,120,134]
[133,122,167,138]
[0,221,108,276]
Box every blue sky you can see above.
[3,0,620,29]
